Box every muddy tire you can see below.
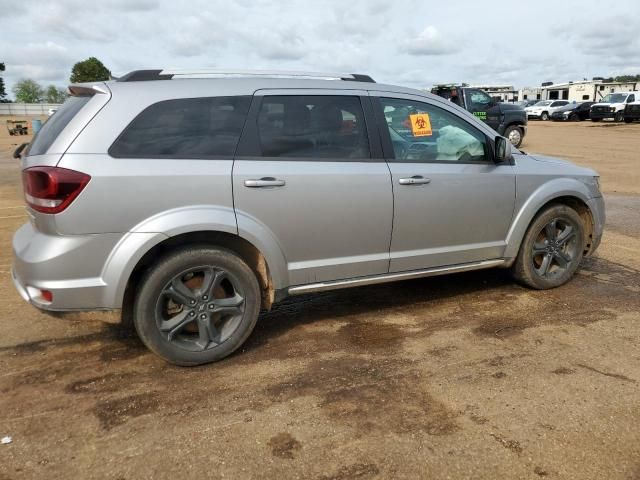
[133,246,261,366]
[511,205,585,290]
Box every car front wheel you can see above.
[541,111,550,121]
[615,111,624,122]
[133,246,261,366]
[511,205,585,289]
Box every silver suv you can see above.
[12,69,605,366]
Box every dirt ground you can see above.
[0,119,639,480]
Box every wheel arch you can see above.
[504,188,596,265]
[120,231,280,328]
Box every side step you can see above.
[288,259,505,295]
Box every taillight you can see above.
[22,166,90,214]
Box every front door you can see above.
[463,88,502,131]
[233,90,393,286]
[371,94,516,272]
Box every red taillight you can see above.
[22,166,90,214]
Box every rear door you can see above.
[371,93,515,272]
[232,90,393,286]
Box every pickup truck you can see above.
[590,92,638,122]
[431,85,527,147]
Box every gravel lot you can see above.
[1,120,639,479]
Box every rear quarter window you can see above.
[28,96,91,156]
[109,96,251,158]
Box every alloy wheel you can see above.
[531,218,579,279]
[155,266,245,351]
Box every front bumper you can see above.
[590,109,616,120]
[12,222,124,311]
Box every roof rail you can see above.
[116,69,375,83]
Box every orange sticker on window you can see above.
[409,113,432,136]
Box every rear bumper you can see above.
[12,222,124,311]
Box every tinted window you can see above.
[256,95,370,159]
[380,98,488,163]
[627,94,635,103]
[110,96,251,158]
[28,96,91,156]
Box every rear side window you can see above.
[256,95,370,159]
[28,96,91,156]
[109,96,251,158]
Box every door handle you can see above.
[244,177,286,188]
[398,176,431,185]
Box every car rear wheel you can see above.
[541,111,550,121]
[511,205,585,289]
[133,246,261,366]
[504,125,523,148]
[624,118,634,123]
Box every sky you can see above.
[1,0,639,98]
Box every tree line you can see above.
[0,57,110,104]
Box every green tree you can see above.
[45,85,68,103]
[70,57,111,83]
[614,74,640,83]
[0,62,8,102]
[12,79,44,103]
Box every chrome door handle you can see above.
[244,177,286,188]
[398,176,431,185]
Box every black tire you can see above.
[541,111,550,121]
[511,205,585,290]
[624,118,633,124]
[591,118,601,122]
[133,246,261,366]
[615,111,624,122]
[504,125,523,148]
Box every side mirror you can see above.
[494,136,511,163]
[13,143,29,160]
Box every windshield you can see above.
[27,96,91,156]
[600,93,627,104]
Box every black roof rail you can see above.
[345,74,376,83]
[116,69,376,83]
[116,70,173,82]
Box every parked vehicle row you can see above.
[521,93,640,123]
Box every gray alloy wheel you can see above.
[541,111,550,121]
[511,204,585,289]
[155,266,246,352]
[530,218,579,280]
[505,125,523,148]
[134,246,261,365]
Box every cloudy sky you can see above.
[1,0,639,97]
